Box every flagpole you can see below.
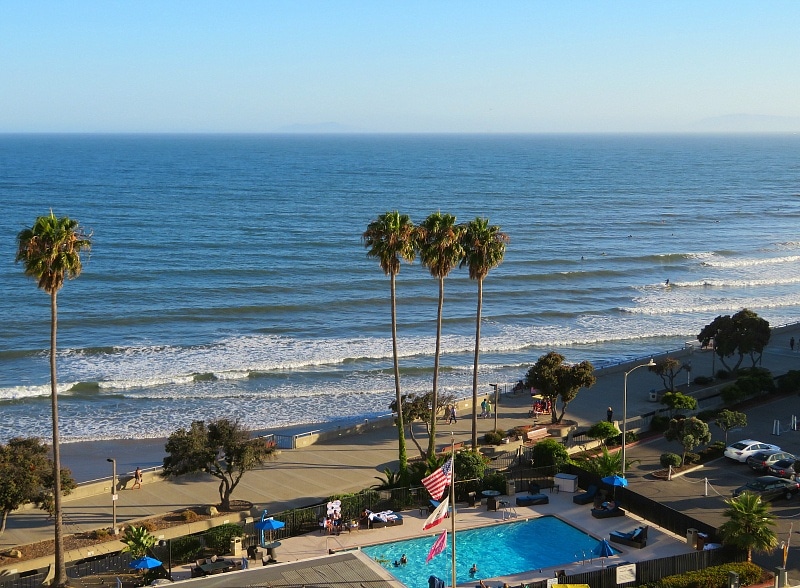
[450,434,456,588]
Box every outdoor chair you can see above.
[573,484,599,505]
[609,525,648,548]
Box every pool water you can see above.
[361,516,615,587]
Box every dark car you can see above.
[733,475,800,501]
[768,459,799,479]
[746,450,795,472]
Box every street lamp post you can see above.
[489,383,499,430]
[621,360,655,478]
[106,458,117,535]
[159,539,173,580]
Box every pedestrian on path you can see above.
[791,337,795,352]
[448,405,457,424]
[132,466,143,489]
[607,406,613,423]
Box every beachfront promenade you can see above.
[3,324,800,573]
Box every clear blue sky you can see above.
[2,1,799,133]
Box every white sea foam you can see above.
[701,254,800,268]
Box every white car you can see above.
[724,439,781,463]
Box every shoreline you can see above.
[59,319,800,483]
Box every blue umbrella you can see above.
[129,556,162,570]
[255,516,285,544]
[601,474,628,498]
[593,539,615,567]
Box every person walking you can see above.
[448,404,457,424]
[791,337,795,352]
[132,466,143,489]
[607,406,613,423]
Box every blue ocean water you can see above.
[1,134,800,442]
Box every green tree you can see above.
[363,211,417,480]
[648,357,682,391]
[372,468,403,490]
[15,212,91,587]
[390,390,455,460]
[524,352,596,424]
[417,212,464,459]
[586,421,620,446]
[162,419,276,511]
[460,217,509,451]
[575,445,632,477]
[698,309,771,373]
[120,525,157,559]
[660,391,698,417]
[664,416,712,465]
[0,437,76,536]
[718,493,778,562]
[715,409,747,444]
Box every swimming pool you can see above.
[361,516,615,587]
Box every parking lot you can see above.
[624,395,800,575]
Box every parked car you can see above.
[768,458,799,479]
[724,440,781,463]
[746,450,795,472]
[733,476,800,501]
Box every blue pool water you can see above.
[361,516,616,587]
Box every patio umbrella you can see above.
[255,516,285,544]
[601,474,628,498]
[129,556,162,570]
[593,539,615,567]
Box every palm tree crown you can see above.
[718,492,777,562]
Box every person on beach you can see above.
[132,466,143,489]
[480,398,488,418]
[791,337,795,351]
[607,407,613,423]
[448,405,457,424]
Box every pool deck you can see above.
[167,489,698,587]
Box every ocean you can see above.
[2,133,800,443]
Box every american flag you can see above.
[422,457,453,500]
[426,529,448,562]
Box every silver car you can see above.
[724,439,781,463]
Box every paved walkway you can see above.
[3,323,800,579]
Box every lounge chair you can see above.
[361,509,404,529]
[573,484,598,505]
[609,525,648,548]
[591,504,625,518]
[516,493,549,506]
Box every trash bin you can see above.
[487,496,498,511]
[686,528,698,549]
[230,537,242,557]
[696,532,707,551]
[648,389,658,402]
[506,480,516,496]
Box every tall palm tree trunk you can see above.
[390,274,407,477]
[470,279,484,449]
[427,278,445,459]
[50,292,67,587]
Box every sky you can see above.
[2,1,799,134]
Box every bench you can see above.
[524,427,550,445]
[438,441,464,455]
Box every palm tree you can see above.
[362,212,416,480]
[417,212,464,459]
[120,526,157,559]
[718,492,778,562]
[460,217,508,450]
[16,212,91,587]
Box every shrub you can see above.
[203,523,243,553]
[736,368,774,396]
[170,535,204,565]
[139,520,157,532]
[720,384,745,405]
[180,509,199,522]
[693,375,714,385]
[482,472,507,494]
[531,438,569,469]
[777,370,800,395]
[645,561,762,588]
[91,528,111,540]
[716,369,731,380]
[610,431,638,447]
[683,452,701,465]
[483,429,505,445]
[650,415,670,433]
[698,441,725,462]
[660,453,682,468]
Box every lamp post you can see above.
[489,383,499,430]
[158,539,173,580]
[106,458,117,535]
[621,360,655,478]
